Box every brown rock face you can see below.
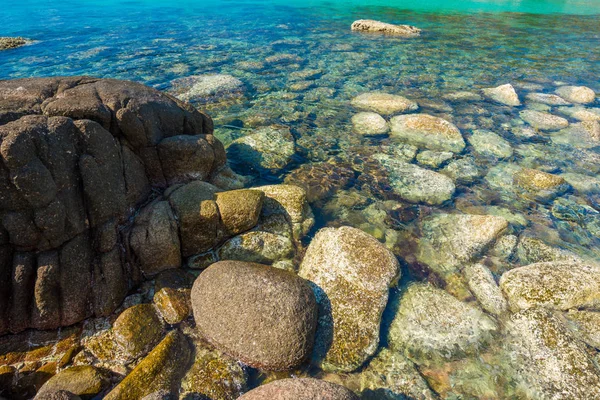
[238,378,359,400]
[191,261,318,370]
[0,77,224,335]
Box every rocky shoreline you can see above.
[0,76,599,400]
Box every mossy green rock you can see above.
[417,213,508,277]
[388,283,497,367]
[299,226,400,372]
[113,304,165,359]
[215,189,264,235]
[104,330,191,400]
[152,271,194,325]
[500,261,600,312]
[181,343,246,400]
[153,288,191,325]
[36,366,108,400]
[503,308,600,399]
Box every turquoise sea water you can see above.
[2,0,600,398]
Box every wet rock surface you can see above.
[388,283,498,366]
[299,226,399,372]
[0,77,221,334]
[389,113,465,153]
[191,261,318,370]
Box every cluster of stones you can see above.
[3,76,600,400]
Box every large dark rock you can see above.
[191,261,318,370]
[0,77,224,334]
[238,378,358,400]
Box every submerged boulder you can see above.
[227,125,295,172]
[390,114,465,153]
[513,168,570,201]
[417,213,508,277]
[170,74,245,104]
[388,284,497,366]
[519,110,569,131]
[191,261,318,370]
[337,349,435,400]
[239,378,359,400]
[464,263,508,316]
[351,112,389,135]
[555,85,596,104]
[525,92,571,105]
[372,155,455,205]
[351,93,418,115]
[500,261,600,312]
[482,84,521,106]
[181,339,247,400]
[468,130,513,159]
[299,226,400,372]
[503,308,600,399]
[351,20,421,37]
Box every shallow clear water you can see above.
[2,0,600,397]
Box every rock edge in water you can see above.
[351,20,421,37]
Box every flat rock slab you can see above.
[390,114,465,153]
[351,20,421,37]
[388,283,497,366]
[299,226,399,372]
[503,308,600,399]
[555,85,596,104]
[519,110,569,131]
[191,261,318,370]
[373,155,456,205]
[417,213,508,276]
[351,93,418,115]
[500,261,600,312]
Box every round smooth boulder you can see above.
[238,378,359,400]
[191,261,318,370]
